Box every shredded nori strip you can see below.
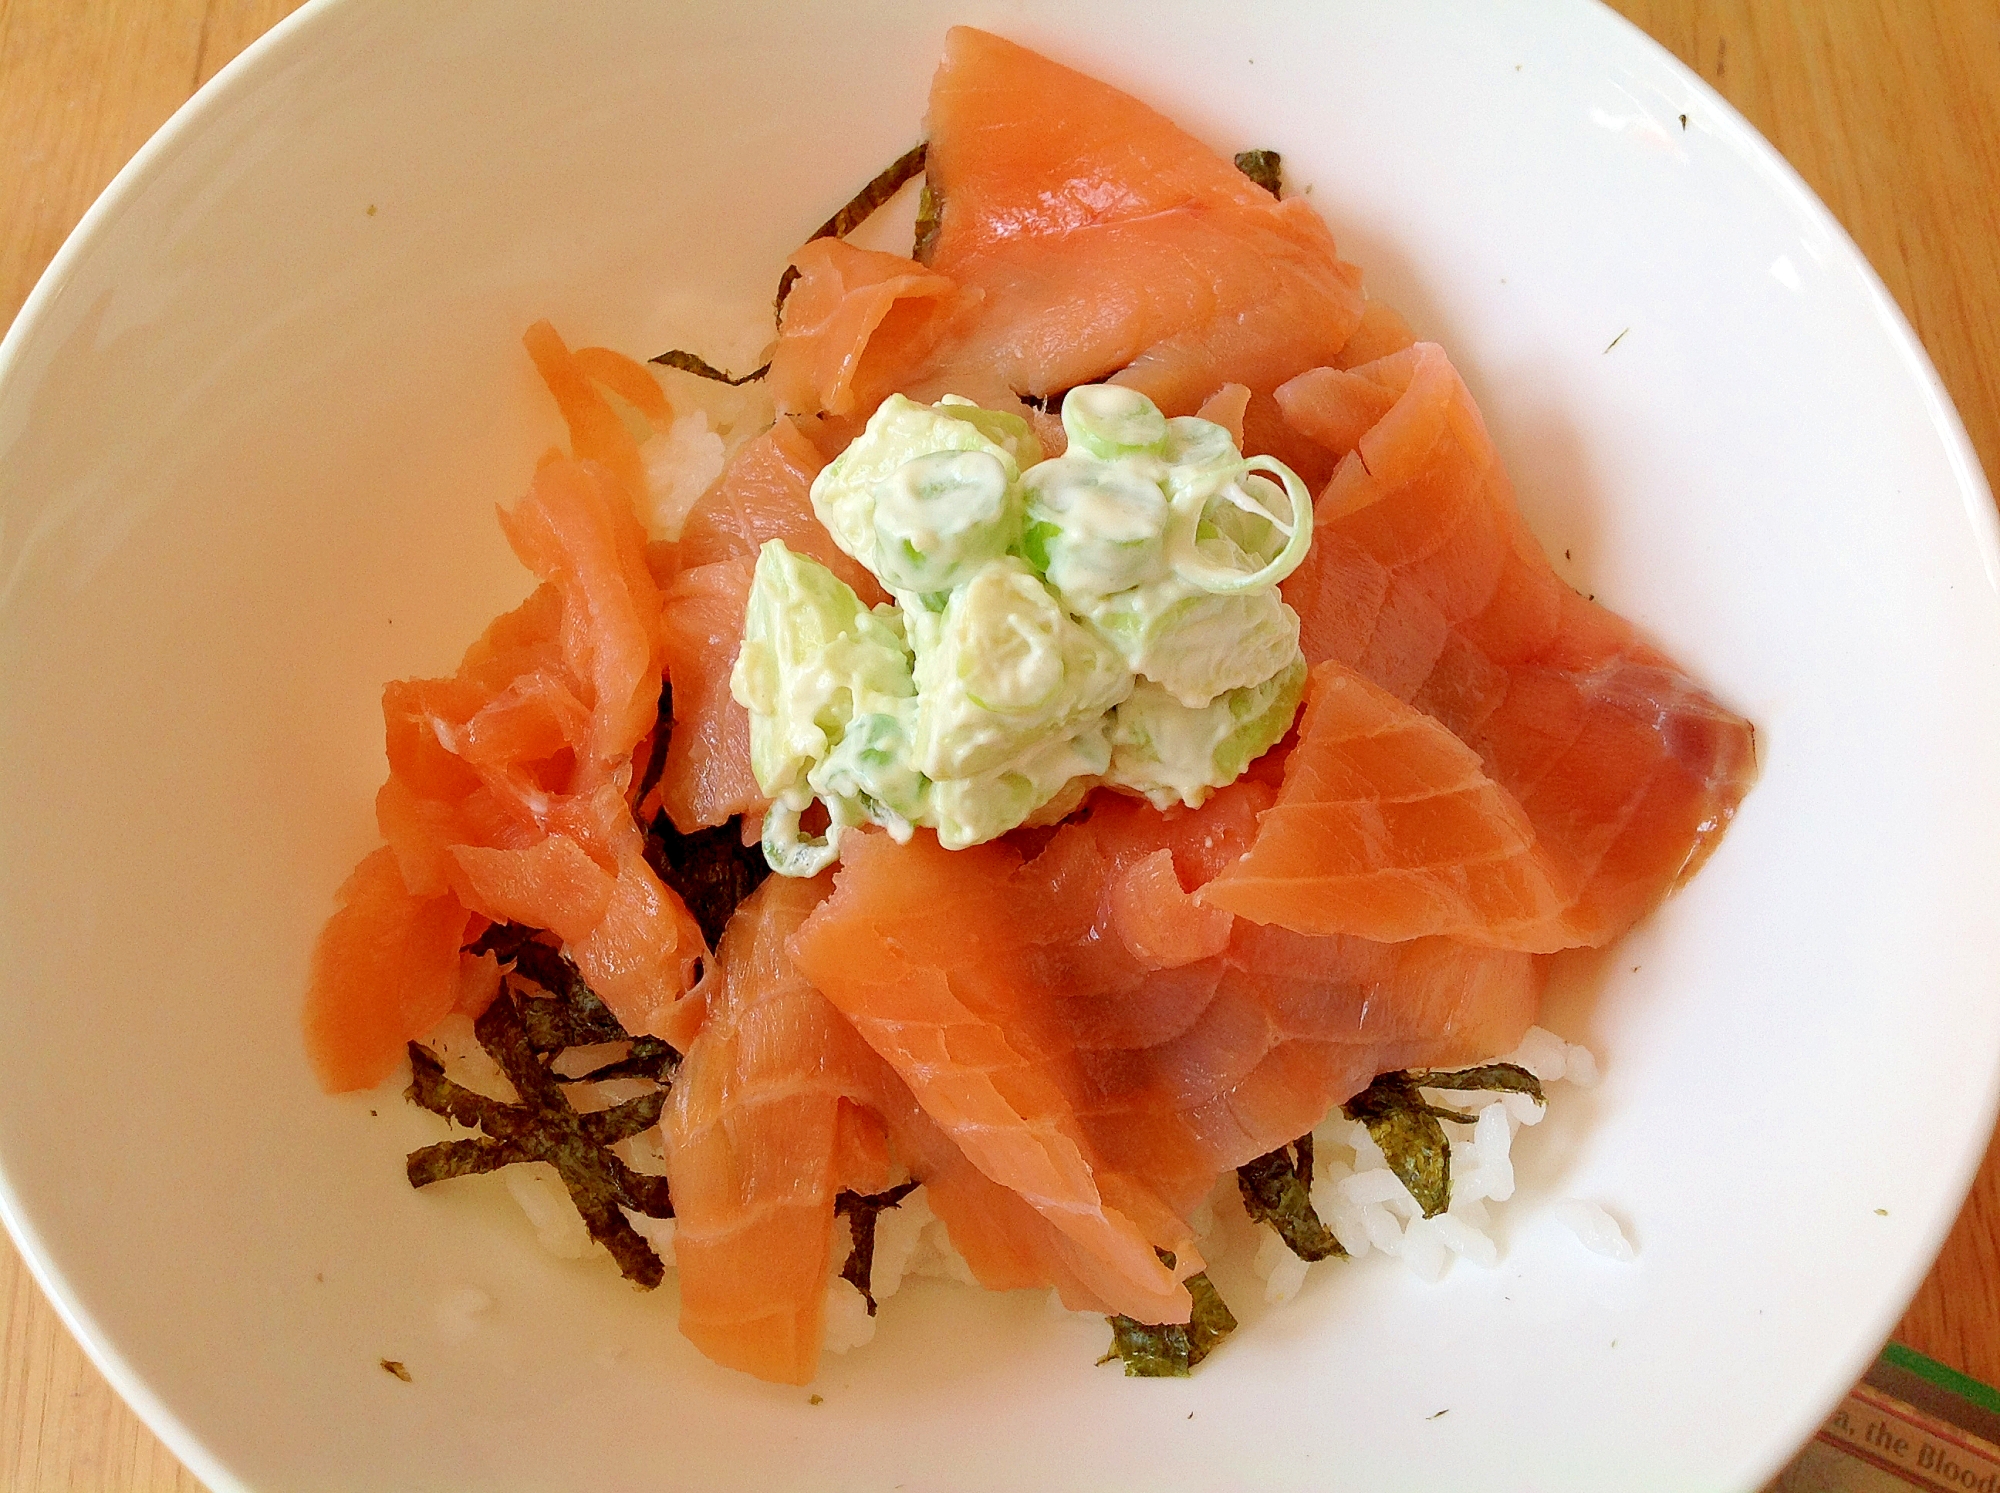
[646,349,772,385]
[912,178,942,264]
[465,918,536,963]
[475,927,683,1081]
[1405,1062,1545,1104]
[773,141,929,319]
[633,681,673,810]
[1237,1138,1345,1261]
[1233,148,1282,197]
[772,267,802,323]
[835,1181,921,1314]
[404,946,677,1288]
[1099,1272,1238,1377]
[643,812,771,949]
[813,141,929,245]
[1342,1072,1452,1217]
[1342,1063,1545,1219]
[462,930,680,1084]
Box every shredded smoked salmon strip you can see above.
[304,848,477,1092]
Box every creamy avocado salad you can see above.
[729,384,1314,874]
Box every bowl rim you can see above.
[0,3,1995,1490]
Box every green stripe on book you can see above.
[1883,1341,2000,1417]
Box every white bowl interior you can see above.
[1,2,1996,1490]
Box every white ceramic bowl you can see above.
[3,3,1997,1490]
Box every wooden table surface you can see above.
[3,1,1997,1487]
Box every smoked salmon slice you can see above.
[1279,343,1756,944]
[767,239,981,422]
[794,797,1542,1243]
[1015,801,1543,1208]
[303,847,477,1093]
[664,416,884,605]
[309,454,705,1081]
[664,873,900,1384]
[656,559,764,833]
[919,26,1363,484]
[759,25,1366,484]
[653,416,895,833]
[1198,659,1585,951]
[522,322,677,514]
[921,28,1362,402]
[789,832,1195,1326]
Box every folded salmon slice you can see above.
[1199,659,1585,950]
[654,413,901,834]
[1015,800,1542,1210]
[921,28,1363,423]
[793,796,1542,1251]
[665,873,899,1384]
[789,832,1194,1326]
[303,847,477,1092]
[766,239,982,422]
[759,27,1364,487]
[307,456,706,1086]
[1279,344,1757,944]
[656,559,762,833]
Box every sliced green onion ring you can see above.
[761,799,841,877]
[1165,454,1314,594]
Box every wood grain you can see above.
[1,2,1996,1487]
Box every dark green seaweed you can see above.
[633,682,673,813]
[645,349,772,386]
[643,813,771,949]
[1237,1138,1345,1261]
[835,1181,921,1314]
[1100,1272,1238,1377]
[814,141,929,244]
[1342,1063,1545,1219]
[1405,1063,1545,1104]
[1343,1073,1452,1218]
[1233,148,1282,197]
[772,267,802,322]
[912,178,942,264]
[404,947,677,1288]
